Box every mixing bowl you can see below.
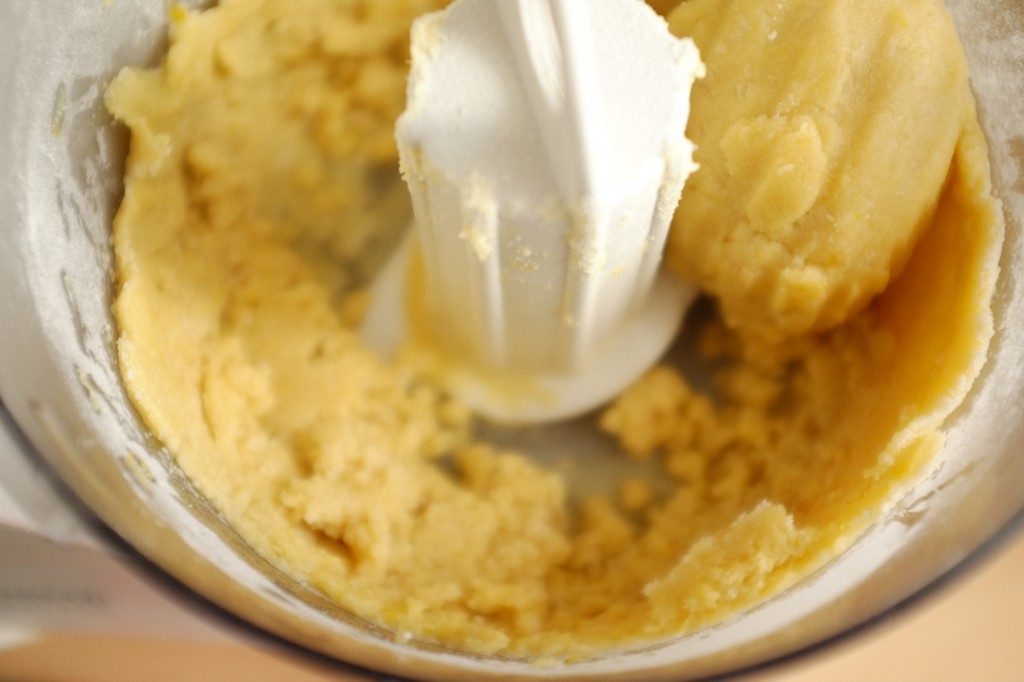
[1,1,1022,680]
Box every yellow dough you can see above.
[107,0,1003,659]
[667,0,971,338]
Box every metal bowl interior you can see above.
[0,2,1022,680]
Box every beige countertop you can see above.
[2,527,1022,682]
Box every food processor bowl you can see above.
[1,1,1022,680]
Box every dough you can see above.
[666,0,971,338]
[107,0,1002,658]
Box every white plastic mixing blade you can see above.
[362,0,704,423]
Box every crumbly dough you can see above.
[107,0,1002,659]
[666,0,971,338]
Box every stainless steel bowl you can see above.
[1,1,1022,680]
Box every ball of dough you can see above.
[667,0,970,338]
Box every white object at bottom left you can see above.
[0,405,255,652]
